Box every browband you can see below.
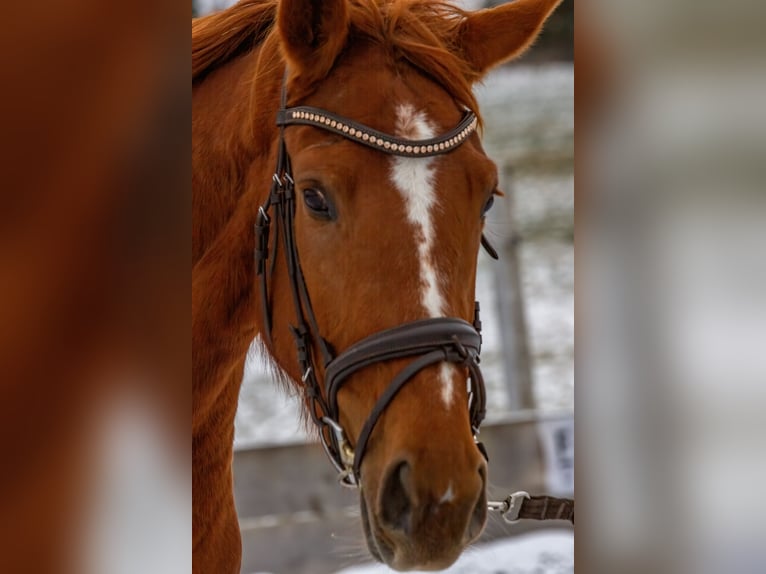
[277,106,479,158]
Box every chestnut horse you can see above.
[192,0,562,571]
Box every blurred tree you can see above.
[192,0,198,17]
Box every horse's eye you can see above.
[481,195,495,218]
[303,188,331,217]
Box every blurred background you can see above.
[576,1,766,573]
[192,1,575,572]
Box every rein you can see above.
[254,76,573,524]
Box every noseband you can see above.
[254,78,497,487]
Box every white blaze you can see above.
[390,104,455,406]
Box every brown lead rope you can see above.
[488,492,574,524]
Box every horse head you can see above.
[255,0,562,569]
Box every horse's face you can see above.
[284,47,494,569]
[269,0,563,569]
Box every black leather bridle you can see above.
[254,78,498,487]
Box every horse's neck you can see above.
[192,42,285,572]
[191,13,303,567]
[191,123,263,569]
[192,47,276,449]
[191,202,255,560]
[192,358,244,574]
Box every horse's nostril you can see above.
[380,461,413,534]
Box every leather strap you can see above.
[320,317,486,477]
[519,496,575,524]
[277,107,478,158]
[325,317,482,411]
[481,234,499,259]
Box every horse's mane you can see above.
[192,0,480,119]
[192,0,276,83]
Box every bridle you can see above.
[254,78,493,487]
[253,76,574,527]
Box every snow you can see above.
[250,530,574,574]
[333,531,574,574]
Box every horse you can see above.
[192,0,563,571]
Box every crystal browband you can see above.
[276,106,478,158]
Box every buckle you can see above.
[318,417,359,488]
[322,417,356,467]
[501,491,530,524]
[257,205,271,225]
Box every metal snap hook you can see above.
[501,491,530,524]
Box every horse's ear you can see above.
[277,0,349,85]
[458,0,563,78]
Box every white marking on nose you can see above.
[439,481,455,504]
[390,103,455,406]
